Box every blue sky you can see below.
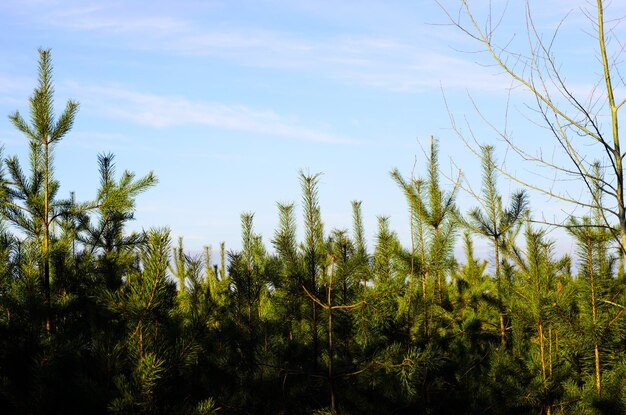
[1,0,624,259]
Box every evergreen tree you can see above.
[391,136,459,337]
[464,145,528,347]
[5,48,79,333]
[300,171,326,374]
[81,153,156,290]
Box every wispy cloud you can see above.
[49,4,188,34]
[5,0,514,93]
[7,0,610,94]
[167,29,510,92]
[70,83,355,144]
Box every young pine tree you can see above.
[81,153,157,290]
[464,145,528,348]
[5,49,79,333]
[391,136,459,336]
[300,171,326,373]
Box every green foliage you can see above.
[1,49,626,415]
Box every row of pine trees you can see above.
[1,50,626,415]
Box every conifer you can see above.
[5,49,79,333]
[464,145,528,347]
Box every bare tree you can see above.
[439,0,626,264]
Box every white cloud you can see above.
[6,1,514,93]
[71,83,355,144]
[165,29,515,92]
[6,0,616,94]
[49,5,188,34]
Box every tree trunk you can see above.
[494,237,506,348]
[44,140,51,335]
[587,236,601,395]
[328,257,335,412]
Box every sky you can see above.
[1,0,625,260]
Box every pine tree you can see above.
[567,223,613,398]
[464,145,528,347]
[351,201,370,290]
[5,49,79,333]
[103,228,181,414]
[170,236,188,307]
[80,153,156,290]
[300,171,325,373]
[509,225,561,414]
[391,136,459,336]
[272,202,302,343]
[302,228,364,412]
